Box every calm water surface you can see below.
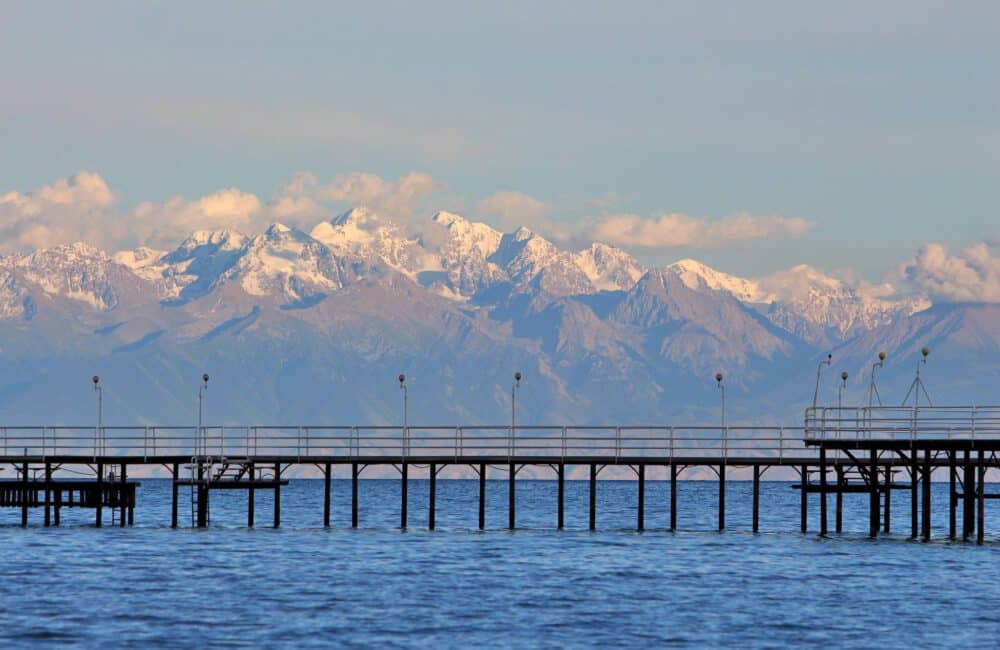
[2,480,998,647]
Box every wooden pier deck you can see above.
[1,407,998,541]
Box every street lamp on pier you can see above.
[198,374,209,457]
[867,351,886,408]
[812,353,832,409]
[93,375,103,455]
[511,372,522,451]
[399,374,408,454]
[715,373,726,431]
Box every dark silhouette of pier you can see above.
[1,406,998,542]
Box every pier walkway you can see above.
[1,406,998,541]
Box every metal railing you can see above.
[0,424,813,462]
[805,406,1000,441]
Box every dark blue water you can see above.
[2,480,998,647]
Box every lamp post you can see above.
[511,372,522,453]
[838,371,848,439]
[902,347,932,408]
[92,375,103,455]
[715,373,725,431]
[867,352,886,408]
[398,374,408,455]
[812,353,832,409]
[198,374,209,457]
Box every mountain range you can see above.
[0,207,995,427]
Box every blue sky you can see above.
[0,1,997,279]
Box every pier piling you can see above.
[248,462,255,528]
[869,451,878,538]
[557,463,564,530]
[509,462,516,530]
[429,463,436,530]
[478,463,485,530]
[400,462,407,529]
[819,448,828,536]
[922,449,931,541]
[670,462,677,531]
[589,463,596,531]
[351,463,358,528]
[752,465,760,533]
[949,451,957,540]
[637,464,645,532]
[171,463,179,528]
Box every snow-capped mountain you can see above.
[310,206,430,281]
[666,258,770,303]
[0,207,984,426]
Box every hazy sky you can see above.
[1,1,997,280]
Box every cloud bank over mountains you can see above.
[3,171,994,311]
[0,174,997,425]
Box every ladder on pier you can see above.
[186,457,254,527]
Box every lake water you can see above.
[2,479,998,647]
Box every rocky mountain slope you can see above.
[0,208,989,425]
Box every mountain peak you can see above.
[665,259,766,303]
[331,205,378,227]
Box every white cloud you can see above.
[474,191,549,229]
[0,171,120,252]
[590,212,813,249]
[129,188,263,248]
[899,241,1000,302]
[314,171,443,218]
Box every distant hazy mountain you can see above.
[0,208,991,426]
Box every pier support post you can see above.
[922,449,932,541]
[910,451,918,538]
[21,459,28,527]
[508,462,516,530]
[670,462,677,531]
[949,451,957,540]
[869,451,879,538]
[800,465,807,533]
[171,463,179,528]
[718,464,725,531]
[977,450,985,545]
[557,463,564,530]
[197,483,209,528]
[820,448,828,536]
[273,462,280,529]
[54,486,61,526]
[120,463,127,528]
[478,463,486,530]
[752,465,760,533]
[835,465,843,533]
[44,461,52,527]
[400,462,407,530]
[589,463,597,531]
[248,462,255,528]
[963,450,974,540]
[883,466,892,533]
[637,464,645,532]
[351,463,359,529]
[429,463,436,531]
[323,462,331,528]
[96,461,103,528]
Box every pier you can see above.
[1,406,997,541]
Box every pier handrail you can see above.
[7,410,999,462]
[0,423,819,461]
[804,405,1000,441]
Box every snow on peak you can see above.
[331,205,378,227]
[665,259,768,303]
[179,229,247,252]
[265,222,292,235]
[573,243,644,292]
